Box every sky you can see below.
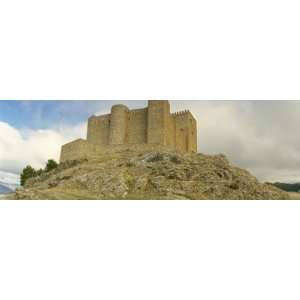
[0,100,299,183]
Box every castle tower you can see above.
[147,100,170,145]
[108,104,129,145]
[174,111,197,153]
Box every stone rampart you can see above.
[60,140,173,162]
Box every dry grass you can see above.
[287,192,300,200]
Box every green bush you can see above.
[45,159,58,172]
[20,159,59,186]
[20,165,36,186]
[170,154,182,164]
[147,153,164,162]
[36,169,43,176]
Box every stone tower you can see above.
[147,100,171,145]
[109,104,129,145]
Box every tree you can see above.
[20,165,36,186]
[36,169,43,176]
[45,159,58,173]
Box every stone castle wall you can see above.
[87,107,149,145]
[87,114,110,145]
[127,108,148,144]
[60,100,198,162]
[60,139,172,162]
[173,111,197,153]
[60,139,100,162]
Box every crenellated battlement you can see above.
[61,101,198,162]
[172,110,191,116]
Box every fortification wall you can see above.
[87,107,149,146]
[147,100,170,145]
[165,113,176,150]
[189,117,197,153]
[173,110,197,153]
[109,105,129,145]
[127,108,148,144]
[60,139,102,162]
[174,117,187,152]
[60,139,172,162]
[87,114,110,145]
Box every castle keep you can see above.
[60,100,197,162]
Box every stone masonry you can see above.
[60,100,198,162]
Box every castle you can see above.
[60,100,198,162]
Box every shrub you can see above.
[36,169,43,176]
[170,154,182,164]
[20,165,36,186]
[147,153,164,162]
[20,159,59,186]
[126,161,135,167]
[45,159,58,173]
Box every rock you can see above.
[12,150,290,200]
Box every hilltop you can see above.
[13,150,289,200]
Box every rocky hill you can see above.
[14,150,289,200]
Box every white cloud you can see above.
[172,100,300,182]
[0,170,20,190]
[0,121,86,174]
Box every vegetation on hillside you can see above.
[45,159,58,172]
[20,159,58,186]
[15,150,290,200]
[20,165,36,186]
[273,182,300,193]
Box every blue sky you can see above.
[0,101,148,130]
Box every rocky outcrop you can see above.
[14,150,289,200]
